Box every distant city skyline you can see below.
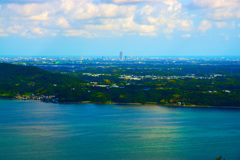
[0,0,239,56]
[120,51,123,60]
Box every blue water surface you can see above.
[0,99,240,160]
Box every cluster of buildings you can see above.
[119,51,132,60]
[82,73,111,77]
[207,90,231,93]
[81,73,223,80]
[119,74,213,80]
[2,54,240,66]
[87,82,120,88]
[14,94,59,103]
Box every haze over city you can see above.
[0,0,240,56]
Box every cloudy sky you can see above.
[0,0,240,56]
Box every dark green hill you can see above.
[0,63,84,83]
[0,63,47,83]
[0,63,85,98]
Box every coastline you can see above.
[1,96,240,109]
[0,97,15,100]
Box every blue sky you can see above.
[0,0,240,56]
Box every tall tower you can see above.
[120,51,123,60]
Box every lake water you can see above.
[0,99,240,160]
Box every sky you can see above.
[0,0,240,57]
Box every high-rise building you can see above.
[130,55,132,59]
[120,51,123,60]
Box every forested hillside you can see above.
[0,63,84,97]
[1,63,240,106]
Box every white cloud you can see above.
[56,17,70,28]
[205,8,240,20]
[193,0,240,8]
[31,28,46,34]
[21,29,28,36]
[182,34,191,38]
[215,22,227,28]
[73,3,136,20]
[146,17,194,33]
[61,0,90,14]
[139,5,155,15]
[13,25,23,30]
[163,28,173,34]
[215,21,235,28]
[165,35,173,39]
[198,20,211,32]
[0,0,189,37]
[5,0,50,2]
[193,0,240,20]
[179,20,194,31]
[112,0,170,3]
[7,27,18,33]
[63,30,96,38]
[28,11,49,21]
[85,24,119,31]
[0,33,8,37]
[135,1,193,34]
[0,0,217,38]
[238,24,240,27]
[108,0,183,13]
[140,32,156,36]
[118,0,182,11]
[7,25,24,33]
[7,3,54,16]
[116,17,156,33]
[85,16,156,36]
[0,29,8,37]
[238,34,240,37]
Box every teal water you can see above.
[0,99,240,160]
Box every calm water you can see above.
[0,99,240,160]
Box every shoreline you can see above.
[1,97,240,109]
